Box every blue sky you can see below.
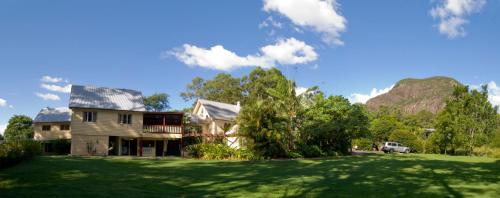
[1,0,499,134]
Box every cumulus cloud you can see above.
[41,83,72,93]
[263,0,347,45]
[430,0,486,38]
[0,123,6,136]
[349,84,395,104]
[36,93,60,101]
[295,87,308,96]
[259,16,283,29]
[0,98,6,107]
[170,37,318,71]
[41,75,64,83]
[486,81,500,112]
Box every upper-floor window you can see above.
[60,124,70,131]
[118,114,132,124]
[42,125,51,131]
[83,112,97,122]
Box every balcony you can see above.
[143,112,184,134]
[143,125,182,133]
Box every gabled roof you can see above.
[34,107,72,123]
[196,99,240,121]
[69,85,146,111]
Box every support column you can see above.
[138,138,143,157]
[163,140,167,157]
[118,137,122,156]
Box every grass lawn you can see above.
[0,154,499,197]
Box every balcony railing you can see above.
[143,125,183,134]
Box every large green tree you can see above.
[144,93,170,112]
[180,73,244,104]
[4,115,33,141]
[299,94,369,155]
[433,85,498,155]
[237,68,298,158]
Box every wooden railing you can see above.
[143,125,183,134]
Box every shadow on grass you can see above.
[0,154,499,197]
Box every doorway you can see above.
[166,139,181,156]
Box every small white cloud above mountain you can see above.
[349,84,395,104]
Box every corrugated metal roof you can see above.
[199,99,240,121]
[34,107,72,123]
[69,85,146,111]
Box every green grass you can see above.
[0,154,499,197]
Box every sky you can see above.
[1,0,499,134]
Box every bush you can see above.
[0,140,41,169]
[352,138,372,151]
[186,143,256,160]
[297,144,326,158]
[49,139,71,155]
[473,146,500,158]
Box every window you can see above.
[60,124,70,131]
[42,125,51,131]
[118,114,132,124]
[83,112,97,122]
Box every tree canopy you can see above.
[144,93,170,112]
[432,85,498,155]
[4,115,33,141]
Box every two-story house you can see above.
[33,107,72,152]
[68,85,184,157]
[191,99,241,148]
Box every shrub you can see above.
[0,140,41,169]
[46,139,71,155]
[352,138,372,151]
[186,143,256,160]
[297,144,325,158]
[473,146,500,158]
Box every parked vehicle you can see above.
[381,142,410,153]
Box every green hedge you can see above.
[0,140,41,169]
[186,143,256,160]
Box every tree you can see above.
[180,74,244,104]
[237,68,297,158]
[433,85,498,155]
[144,93,170,112]
[4,115,33,141]
[369,115,403,146]
[299,95,369,155]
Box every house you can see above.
[33,107,72,152]
[68,85,184,156]
[191,99,242,148]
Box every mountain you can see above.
[366,76,462,114]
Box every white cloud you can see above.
[349,84,395,104]
[41,75,64,83]
[0,98,6,107]
[295,87,308,96]
[486,81,500,112]
[430,0,486,38]
[170,37,318,71]
[36,92,60,101]
[259,16,283,29]
[41,83,72,93]
[263,0,347,45]
[0,123,6,136]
